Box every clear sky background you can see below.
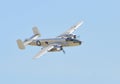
[0,0,120,84]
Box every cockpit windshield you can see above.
[66,38,74,41]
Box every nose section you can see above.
[73,39,82,45]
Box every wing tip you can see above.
[32,56,40,60]
[32,57,36,60]
[79,20,84,25]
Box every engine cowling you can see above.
[73,35,76,38]
[48,45,62,52]
[70,34,76,39]
[66,34,76,39]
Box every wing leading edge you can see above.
[33,44,57,59]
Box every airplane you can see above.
[17,21,83,59]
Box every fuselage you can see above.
[17,21,83,59]
[29,38,82,47]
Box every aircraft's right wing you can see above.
[58,21,83,37]
[33,44,54,59]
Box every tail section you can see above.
[17,26,41,50]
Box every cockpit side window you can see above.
[66,38,74,41]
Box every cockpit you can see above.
[65,38,74,41]
[65,38,82,45]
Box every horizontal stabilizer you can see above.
[17,39,25,49]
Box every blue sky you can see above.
[0,0,120,84]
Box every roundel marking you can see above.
[36,40,41,46]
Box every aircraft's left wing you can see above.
[33,44,54,59]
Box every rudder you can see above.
[16,39,25,49]
[32,27,41,36]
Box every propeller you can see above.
[62,49,66,54]
[76,35,80,38]
[60,46,66,54]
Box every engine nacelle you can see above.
[67,34,76,39]
[48,45,62,52]
[73,35,76,39]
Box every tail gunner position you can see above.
[17,21,83,59]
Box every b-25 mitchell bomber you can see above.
[17,21,83,59]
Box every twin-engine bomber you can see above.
[17,21,83,59]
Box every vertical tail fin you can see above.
[16,39,25,49]
[32,27,41,36]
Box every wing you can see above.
[33,44,54,59]
[58,21,83,37]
